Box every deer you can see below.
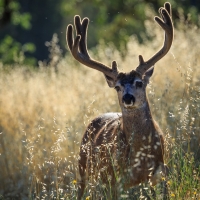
[66,2,173,200]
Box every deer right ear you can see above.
[144,67,154,84]
[104,75,116,88]
[104,61,118,88]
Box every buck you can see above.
[66,2,173,199]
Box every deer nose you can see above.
[122,94,135,105]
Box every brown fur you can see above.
[66,2,173,199]
[77,72,168,199]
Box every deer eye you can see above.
[114,86,121,92]
[136,81,143,88]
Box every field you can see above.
[0,19,200,199]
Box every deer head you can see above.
[66,2,173,111]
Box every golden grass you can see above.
[0,19,200,199]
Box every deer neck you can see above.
[121,101,153,140]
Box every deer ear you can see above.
[104,74,116,88]
[144,67,154,83]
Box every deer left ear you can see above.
[144,67,154,83]
[104,74,116,88]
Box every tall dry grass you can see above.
[0,18,200,199]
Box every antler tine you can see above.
[164,2,172,17]
[136,3,173,75]
[74,15,89,56]
[66,15,119,80]
[66,24,73,52]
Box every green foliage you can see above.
[169,146,200,199]
[63,0,200,57]
[12,12,31,30]
[0,0,31,29]
[1,0,200,64]
[0,0,35,65]
[0,35,36,65]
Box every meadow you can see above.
[0,18,200,199]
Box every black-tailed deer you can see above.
[66,2,173,199]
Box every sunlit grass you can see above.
[0,19,200,199]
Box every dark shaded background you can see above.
[0,0,200,65]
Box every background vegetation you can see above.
[0,0,200,199]
[1,0,200,64]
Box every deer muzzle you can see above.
[122,94,135,106]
